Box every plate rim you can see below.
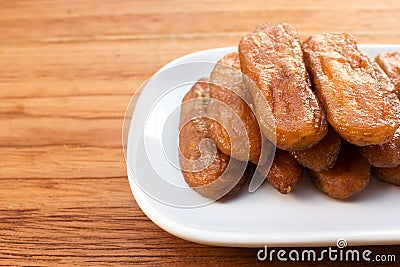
[128,172,400,247]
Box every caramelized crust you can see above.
[310,144,370,199]
[208,52,262,163]
[360,54,400,167]
[302,32,398,146]
[376,52,400,96]
[239,23,328,150]
[360,127,400,168]
[179,79,249,200]
[372,166,400,186]
[290,127,341,171]
[259,150,303,194]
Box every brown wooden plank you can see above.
[1,0,400,265]
[1,9,400,42]
[0,146,125,179]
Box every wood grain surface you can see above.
[1,0,400,266]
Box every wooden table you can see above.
[1,0,400,265]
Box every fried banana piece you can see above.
[302,32,398,146]
[310,144,370,199]
[179,79,248,200]
[259,150,303,194]
[361,53,400,167]
[239,23,328,150]
[372,166,400,186]
[290,128,341,171]
[376,52,400,96]
[208,52,262,163]
[360,127,400,168]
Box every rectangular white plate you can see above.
[126,45,400,247]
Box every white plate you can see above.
[125,45,400,247]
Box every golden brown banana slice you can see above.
[239,23,328,150]
[310,144,370,199]
[372,166,400,186]
[302,32,398,146]
[208,52,262,163]
[290,128,341,171]
[361,54,400,167]
[375,52,400,96]
[360,127,400,168]
[258,150,303,194]
[179,79,249,200]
